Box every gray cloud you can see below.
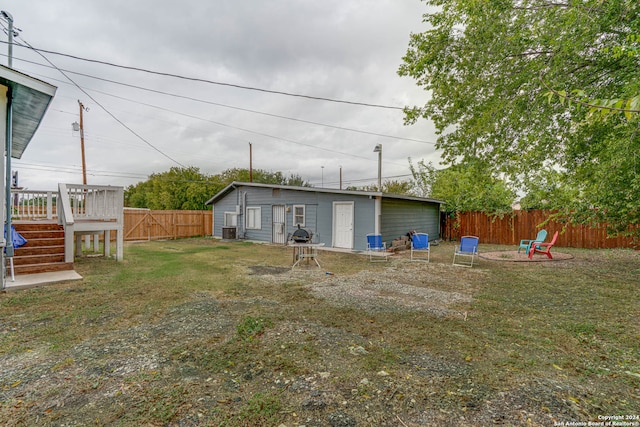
[5,0,439,191]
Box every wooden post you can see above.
[78,100,87,185]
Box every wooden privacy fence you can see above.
[442,210,638,249]
[123,209,212,241]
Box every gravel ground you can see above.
[0,257,629,426]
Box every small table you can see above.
[289,242,325,270]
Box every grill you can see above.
[291,225,313,243]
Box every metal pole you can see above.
[249,142,253,183]
[377,149,382,190]
[339,165,342,190]
[374,144,382,190]
[1,11,13,68]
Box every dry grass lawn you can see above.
[0,238,638,426]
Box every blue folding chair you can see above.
[410,232,430,262]
[453,236,479,267]
[366,233,389,262]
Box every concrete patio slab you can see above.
[3,270,83,291]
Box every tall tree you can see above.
[125,167,310,210]
[357,179,414,194]
[409,158,515,214]
[125,167,220,210]
[399,0,640,235]
[217,168,309,187]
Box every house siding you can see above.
[381,198,440,242]
[210,183,441,252]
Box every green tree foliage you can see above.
[357,179,413,194]
[125,167,310,210]
[217,168,309,187]
[125,167,220,210]
[518,170,579,211]
[409,158,515,214]
[399,0,640,235]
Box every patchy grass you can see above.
[0,238,638,426]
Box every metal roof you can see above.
[205,181,444,206]
[0,65,57,159]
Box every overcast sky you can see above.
[3,0,439,191]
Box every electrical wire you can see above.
[4,53,435,145]
[27,71,412,167]
[14,36,187,168]
[5,40,405,111]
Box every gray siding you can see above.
[212,188,241,237]
[211,184,439,251]
[381,199,440,242]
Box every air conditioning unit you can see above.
[222,227,237,240]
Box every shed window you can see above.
[224,212,237,227]
[293,205,305,227]
[246,207,262,230]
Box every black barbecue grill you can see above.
[291,225,313,243]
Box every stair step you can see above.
[12,262,75,275]
[16,230,65,240]
[18,237,65,247]
[9,222,74,277]
[12,253,65,266]
[14,245,65,256]
[12,222,63,232]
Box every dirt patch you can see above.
[480,250,574,262]
[1,240,637,426]
[248,265,291,275]
[306,264,475,317]
[254,261,480,317]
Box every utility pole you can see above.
[75,100,88,185]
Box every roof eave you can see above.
[0,65,57,159]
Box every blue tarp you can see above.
[6,225,27,249]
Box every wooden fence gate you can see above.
[123,209,212,241]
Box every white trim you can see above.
[292,204,305,227]
[0,66,57,97]
[224,212,238,227]
[332,201,354,249]
[245,206,262,230]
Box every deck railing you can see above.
[59,183,123,223]
[11,185,124,263]
[58,183,124,262]
[10,189,57,220]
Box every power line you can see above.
[14,161,149,179]
[6,40,405,111]
[5,53,435,145]
[14,37,187,168]
[27,70,411,167]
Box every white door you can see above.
[272,205,286,244]
[333,202,354,249]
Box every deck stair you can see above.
[9,222,74,275]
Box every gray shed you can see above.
[205,182,443,251]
